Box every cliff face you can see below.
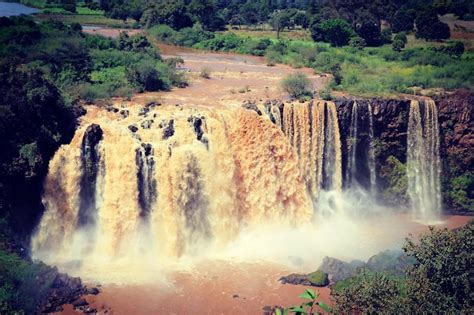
[436,90,474,213]
[335,91,473,213]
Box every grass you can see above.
[225,26,312,41]
[35,13,135,28]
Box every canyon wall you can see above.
[334,91,471,212]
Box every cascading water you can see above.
[346,101,359,187]
[32,104,312,268]
[407,99,442,222]
[367,103,376,194]
[265,100,342,202]
[31,97,445,282]
[344,101,377,192]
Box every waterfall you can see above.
[323,101,342,191]
[407,99,442,222]
[77,124,103,228]
[346,101,359,187]
[367,103,376,194]
[135,143,157,219]
[31,105,312,262]
[344,101,376,192]
[269,100,342,201]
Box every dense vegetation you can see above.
[0,16,187,313]
[0,220,77,314]
[330,222,474,313]
[0,16,185,237]
[149,25,473,96]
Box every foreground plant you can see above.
[275,289,332,315]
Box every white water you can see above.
[407,100,442,223]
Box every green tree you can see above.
[391,10,415,33]
[403,222,474,313]
[392,39,405,52]
[281,72,313,100]
[311,19,355,46]
[394,32,408,44]
[270,10,292,39]
[189,0,224,31]
[333,271,402,314]
[355,14,382,46]
[349,36,366,49]
[415,9,450,41]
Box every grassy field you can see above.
[35,13,135,28]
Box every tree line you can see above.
[62,0,474,45]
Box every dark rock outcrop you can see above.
[40,271,89,313]
[242,100,262,115]
[128,125,138,133]
[279,270,329,287]
[318,256,365,282]
[436,90,474,212]
[318,250,415,283]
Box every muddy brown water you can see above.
[55,30,471,315]
[55,214,471,315]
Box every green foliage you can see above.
[392,39,405,52]
[445,174,474,211]
[403,222,474,313]
[415,9,450,41]
[355,15,382,47]
[333,270,403,314]
[281,72,313,100]
[437,41,465,58]
[311,19,355,47]
[281,288,332,315]
[379,156,408,205]
[393,32,407,45]
[126,60,171,92]
[318,87,334,100]
[0,249,58,313]
[348,36,366,50]
[391,10,415,33]
[270,10,292,38]
[330,63,343,85]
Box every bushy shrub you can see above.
[126,60,171,92]
[148,24,178,43]
[265,49,281,66]
[438,41,465,58]
[333,270,402,314]
[85,34,117,50]
[392,39,405,52]
[403,222,474,313]
[349,36,366,50]
[173,27,213,46]
[199,66,211,79]
[311,19,355,47]
[196,33,243,51]
[380,28,393,44]
[446,174,474,211]
[281,72,313,99]
[394,32,408,44]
